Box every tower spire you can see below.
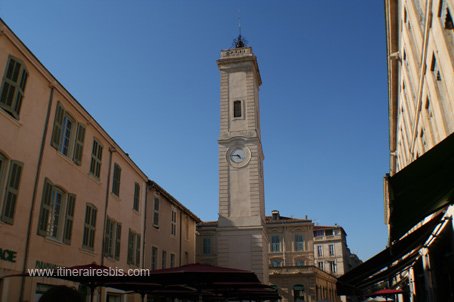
[233,11,247,48]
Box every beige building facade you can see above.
[197,210,359,302]
[386,0,454,174]
[144,181,200,271]
[384,0,454,300]
[0,18,200,302]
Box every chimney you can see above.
[271,210,280,220]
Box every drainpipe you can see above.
[101,147,115,266]
[179,211,183,265]
[142,181,148,268]
[19,86,55,302]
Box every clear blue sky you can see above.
[1,1,389,261]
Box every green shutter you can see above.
[112,164,121,196]
[115,223,121,260]
[0,57,27,118]
[73,124,85,165]
[63,194,76,244]
[104,218,112,257]
[1,161,23,224]
[127,230,132,264]
[133,182,140,211]
[135,234,141,266]
[38,180,53,236]
[51,103,64,149]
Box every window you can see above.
[37,179,75,244]
[295,259,305,267]
[51,103,85,164]
[133,182,140,211]
[170,253,175,268]
[112,164,121,196]
[293,284,305,302]
[0,56,28,119]
[271,259,283,267]
[233,100,242,118]
[104,218,121,260]
[329,261,337,273]
[89,139,103,178]
[153,198,159,227]
[0,155,23,224]
[127,229,141,266]
[271,235,281,252]
[325,229,333,236]
[171,208,177,236]
[82,204,97,250]
[314,230,324,237]
[317,261,324,270]
[151,246,158,270]
[329,244,335,256]
[203,238,212,255]
[185,216,189,240]
[294,234,304,251]
[184,251,189,265]
[162,250,167,269]
[430,54,442,81]
[317,245,323,257]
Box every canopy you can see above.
[386,132,454,241]
[337,210,444,295]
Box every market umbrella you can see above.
[367,288,403,302]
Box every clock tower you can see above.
[216,35,268,282]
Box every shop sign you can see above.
[0,248,17,263]
[35,260,60,269]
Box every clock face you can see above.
[230,148,245,163]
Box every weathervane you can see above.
[233,10,247,48]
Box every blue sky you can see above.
[1,1,389,260]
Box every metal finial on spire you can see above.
[233,11,248,48]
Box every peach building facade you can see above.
[0,19,199,302]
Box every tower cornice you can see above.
[217,47,262,86]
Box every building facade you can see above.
[0,19,200,302]
[144,181,200,271]
[313,225,350,278]
[383,0,454,300]
[198,210,359,302]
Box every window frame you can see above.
[294,234,304,251]
[37,179,75,244]
[0,56,28,119]
[51,102,85,163]
[89,139,103,179]
[270,235,281,253]
[233,100,243,118]
[153,198,160,227]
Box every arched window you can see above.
[293,284,305,302]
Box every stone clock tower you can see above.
[216,36,269,282]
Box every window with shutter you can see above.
[133,182,140,211]
[73,124,85,165]
[90,139,103,178]
[112,164,121,196]
[1,160,23,224]
[153,198,159,227]
[83,204,97,250]
[38,180,53,236]
[0,56,28,119]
